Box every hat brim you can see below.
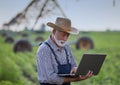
[47,22,79,34]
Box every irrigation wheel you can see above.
[76,36,94,50]
[13,40,32,53]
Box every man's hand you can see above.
[70,67,78,74]
[64,70,94,83]
[75,70,94,81]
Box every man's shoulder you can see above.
[38,42,50,51]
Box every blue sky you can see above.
[0,0,120,31]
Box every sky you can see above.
[0,0,120,31]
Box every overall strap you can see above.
[44,42,60,65]
[64,47,69,63]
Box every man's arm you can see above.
[37,45,64,84]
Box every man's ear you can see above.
[52,29,56,35]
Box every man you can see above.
[36,17,93,85]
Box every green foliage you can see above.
[0,56,21,82]
[0,31,120,85]
[0,80,14,85]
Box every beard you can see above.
[54,32,67,47]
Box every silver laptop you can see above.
[58,53,107,77]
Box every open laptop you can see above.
[58,53,107,77]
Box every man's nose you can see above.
[63,35,68,41]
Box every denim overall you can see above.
[40,42,71,85]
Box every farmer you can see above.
[36,17,93,85]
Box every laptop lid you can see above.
[75,53,106,76]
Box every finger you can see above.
[70,70,73,74]
[86,70,91,76]
[79,75,86,80]
[88,70,93,75]
[85,70,92,78]
[88,71,94,77]
[89,70,93,75]
[70,70,75,74]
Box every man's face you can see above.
[56,30,70,41]
[53,30,70,47]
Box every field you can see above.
[0,30,120,85]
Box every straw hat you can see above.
[47,17,79,34]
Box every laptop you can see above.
[58,53,107,77]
